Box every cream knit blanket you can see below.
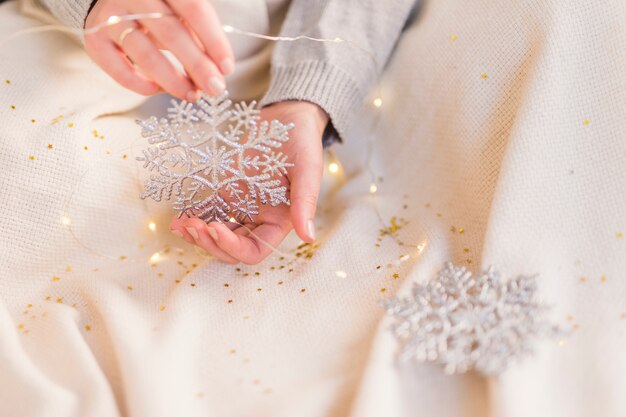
[1,1,625,416]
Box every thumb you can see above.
[289,152,323,243]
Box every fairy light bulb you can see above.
[229,217,237,223]
[373,97,383,108]
[148,222,156,232]
[335,270,348,278]
[61,216,71,226]
[107,16,121,25]
[369,184,378,194]
[223,25,234,33]
[149,252,160,263]
[328,162,339,174]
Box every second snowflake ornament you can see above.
[136,91,294,224]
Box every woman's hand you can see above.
[84,0,235,100]
[170,101,329,264]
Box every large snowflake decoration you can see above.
[136,91,294,223]
[382,263,563,375]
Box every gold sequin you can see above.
[10,105,16,110]
[300,288,306,293]
[85,325,91,331]
[582,119,590,125]
[66,266,72,272]
[56,298,63,303]
[617,232,623,239]
[450,34,457,41]
[458,227,465,234]
[227,299,233,304]
[380,288,387,292]
[481,73,488,79]
[277,281,284,285]
[256,288,262,292]
[68,123,74,128]
[17,323,24,329]
[51,276,61,282]
[159,305,166,311]
[84,146,88,151]
[392,273,399,279]
[119,256,127,260]
[32,119,37,124]
[28,155,35,161]
[600,275,607,283]
[224,283,230,288]
[127,285,133,290]
[47,144,53,149]
[5,79,10,84]
[122,154,128,159]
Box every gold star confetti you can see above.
[458,227,465,234]
[127,285,133,291]
[617,232,623,239]
[450,34,457,41]
[159,305,166,311]
[28,155,35,161]
[600,275,607,283]
[466,258,473,264]
[582,119,590,125]
[85,325,91,331]
[68,123,74,128]
[481,73,488,79]
[47,144,53,149]
[392,273,399,279]
[51,276,61,282]
[5,79,10,84]
[56,298,63,303]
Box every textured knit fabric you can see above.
[2,1,626,416]
[30,0,416,140]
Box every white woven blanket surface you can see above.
[0,1,625,416]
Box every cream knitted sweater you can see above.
[36,0,417,139]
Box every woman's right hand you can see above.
[84,0,235,101]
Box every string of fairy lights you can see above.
[2,11,423,277]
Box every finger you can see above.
[171,217,239,264]
[208,221,290,265]
[84,34,160,96]
[115,25,196,100]
[289,145,324,243]
[165,0,235,76]
[128,1,226,95]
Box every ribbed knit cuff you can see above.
[43,0,92,29]
[261,60,366,142]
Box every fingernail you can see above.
[207,227,218,241]
[171,229,184,238]
[219,58,234,76]
[186,90,199,102]
[185,227,199,241]
[307,219,316,241]
[208,76,225,95]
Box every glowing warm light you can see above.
[61,216,71,226]
[148,222,157,232]
[107,16,121,25]
[335,270,348,278]
[229,217,237,223]
[223,25,234,33]
[328,163,339,173]
[369,184,378,194]
[373,98,383,108]
[150,252,161,263]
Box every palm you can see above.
[171,101,328,264]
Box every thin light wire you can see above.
[0,11,419,273]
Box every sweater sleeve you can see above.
[35,0,93,28]
[261,0,418,141]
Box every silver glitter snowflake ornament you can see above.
[136,91,294,223]
[382,263,563,375]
